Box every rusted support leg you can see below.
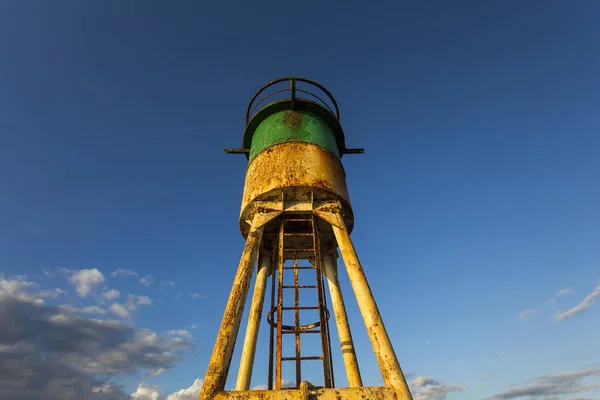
[322,253,363,387]
[199,211,281,400]
[315,206,413,400]
[235,251,271,390]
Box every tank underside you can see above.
[239,142,354,238]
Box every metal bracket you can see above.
[342,148,364,154]
[224,148,250,154]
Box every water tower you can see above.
[199,77,413,400]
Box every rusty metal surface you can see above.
[236,253,272,390]
[313,220,333,388]
[200,211,280,400]
[323,254,363,387]
[265,215,335,391]
[294,256,301,387]
[268,244,277,391]
[275,223,284,390]
[240,142,353,236]
[314,206,413,400]
[212,385,397,400]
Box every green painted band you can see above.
[248,110,340,161]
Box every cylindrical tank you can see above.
[238,78,356,237]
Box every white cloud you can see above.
[519,308,536,321]
[189,293,204,299]
[409,375,466,400]
[82,306,107,315]
[148,367,167,377]
[129,378,204,400]
[102,289,120,300]
[556,288,572,296]
[485,367,600,399]
[140,275,154,287]
[160,281,176,290]
[136,295,152,305]
[109,295,152,318]
[165,378,203,400]
[189,324,197,330]
[0,275,67,304]
[131,383,160,400]
[110,302,130,318]
[166,330,192,339]
[67,268,105,297]
[554,284,600,322]
[110,269,138,278]
[0,294,192,399]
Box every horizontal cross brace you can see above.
[212,385,396,400]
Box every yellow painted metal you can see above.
[314,204,413,400]
[322,254,363,387]
[239,142,352,237]
[200,211,281,400]
[236,252,272,390]
[212,385,396,400]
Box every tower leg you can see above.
[316,206,413,400]
[322,253,363,387]
[200,211,280,400]
[235,252,271,390]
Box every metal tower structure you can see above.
[199,77,413,400]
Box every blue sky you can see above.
[1,1,599,399]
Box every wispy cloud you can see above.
[160,281,176,290]
[109,295,153,318]
[554,284,600,322]
[519,283,592,322]
[110,269,138,278]
[101,289,120,300]
[166,329,193,339]
[189,293,205,299]
[485,367,600,399]
[519,308,536,321]
[82,305,107,315]
[140,275,154,287]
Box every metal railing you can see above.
[246,77,341,125]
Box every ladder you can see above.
[266,215,335,390]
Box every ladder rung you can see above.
[282,356,323,361]
[283,266,315,270]
[282,285,317,289]
[283,248,315,252]
[284,218,313,222]
[282,330,321,334]
[281,306,319,310]
[283,233,313,236]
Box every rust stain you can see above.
[240,142,351,220]
[282,110,303,129]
